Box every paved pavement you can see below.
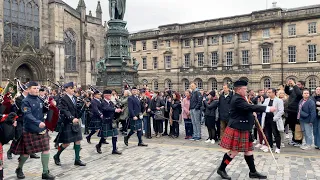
[2,124,320,180]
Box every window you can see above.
[183,80,190,91]
[225,34,233,43]
[165,80,172,90]
[196,80,203,90]
[308,45,317,62]
[210,79,218,90]
[263,29,270,38]
[142,57,147,70]
[184,39,190,47]
[165,56,171,69]
[184,54,190,68]
[262,47,270,64]
[153,57,158,69]
[308,77,317,93]
[226,51,233,66]
[197,53,204,67]
[308,22,317,34]
[241,32,249,41]
[211,51,218,67]
[153,81,159,91]
[4,0,40,48]
[166,40,171,47]
[132,41,136,51]
[197,38,203,46]
[288,46,296,63]
[288,24,296,36]
[64,30,77,72]
[211,36,219,44]
[142,41,147,50]
[242,50,249,65]
[263,78,271,89]
[152,41,158,49]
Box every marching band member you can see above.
[86,91,103,144]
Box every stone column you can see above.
[204,36,208,66]
[218,35,223,70]
[190,38,195,67]
[178,39,182,67]
[85,39,92,85]
[59,44,65,82]
[234,33,239,69]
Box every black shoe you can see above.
[7,150,12,160]
[96,145,102,154]
[112,150,122,155]
[124,136,129,146]
[16,168,25,179]
[86,136,91,144]
[30,153,40,159]
[42,171,55,179]
[162,133,168,136]
[217,169,231,180]
[138,143,148,147]
[53,155,61,166]
[249,171,267,179]
[74,160,86,166]
[146,136,152,139]
[102,140,109,144]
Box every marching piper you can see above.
[217,80,276,180]
[86,91,103,144]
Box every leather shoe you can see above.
[112,150,122,155]
[138,143,148,147]
[249,171,267,179]
[124,136,129,146]
[96,145,102,154]
[74,160,86,166]
[42,171,55,179]
[217,169,231,180]
[86,136,91,144]
[30,153,40,159]
[16,168,25,179]
[7,150,12,160]
[53,155,61,166]
[102,140,109,144]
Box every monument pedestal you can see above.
[96,19,138,92]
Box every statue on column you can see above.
[109,0,126,20]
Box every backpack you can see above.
[0,112,17,144]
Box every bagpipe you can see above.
[0,79,17,114]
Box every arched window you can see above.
[197,80,203,90]
[3,0,40,48]
[263,78,271,89]
[182,79,189,91]
[153,80,159,91]
[165,79,172,90]
[209,78,218,90]
[64,30,77,71]
[308,77,317,93]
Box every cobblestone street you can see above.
[2,125,320,180]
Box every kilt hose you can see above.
[11,131,50,155]
[0,142,3,166]
[98,121,119,138]
[56,123,82,144]
[88,117,101,131]
[129,118,143,131]
[220,126,254,152]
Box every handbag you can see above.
[276,118,285,132]
[294,124,303,140]
[71,123,81,133]
[154,110,164,120]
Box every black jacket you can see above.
[171,100,182,120]
[218,91,233,121]
[150,97,165,111]
[190,89,202,110]
[204,100,219,117]
[140,96,151,116]
[285,85,302,112]
[60,94,81,123]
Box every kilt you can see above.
[0,142,3,166]
[11,131,50,155]
[88,117,101,131]
[56,123,83,144]
[129,118,143,131]
[98,121,118,138]
[220,126,253,152]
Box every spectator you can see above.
[189,82,202,141]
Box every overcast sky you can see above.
[67,0,320,32]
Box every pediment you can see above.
[2,43,14,52]
[260,42,273,47]
[163,50,173,55]
[19,44,37,54]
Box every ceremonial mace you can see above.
[254,117,280,170]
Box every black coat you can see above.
[140,97,151,115]
[218,91,233,121]
[128,95,141,118]
[150,97,165,111]
[90,98,103,119]
[60,94,81,123]
[204,100,219,128]
[228,93,267,131]
[190,90,202,110]
[101,99,116,123]
[171,100,182,120]
[285,85,302,113]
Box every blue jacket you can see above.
[90,98,103,119]
[22,94,47,133]
[190,89,202,110]
[128,95,141,118]
[298,98,316,124]
[101,99,116,123]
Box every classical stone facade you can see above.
[130,5,320,93]
[0,0,105,86]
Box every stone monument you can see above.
[96,0,138,91]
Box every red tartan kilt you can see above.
[11,131,50,155]
[220,126,253,152]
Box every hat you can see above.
[39,87,45,92]
[103,89,112,95]
[209,90,216,97]
[63,82,74,89]
[26,81,38,88]
[93,90,101,95]
[132,86,137,90]
[233,80,248,88]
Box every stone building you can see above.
[130,5,320,93]
[0,0,105,86]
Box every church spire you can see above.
[77,0,86,10]
[96,1,102,20]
